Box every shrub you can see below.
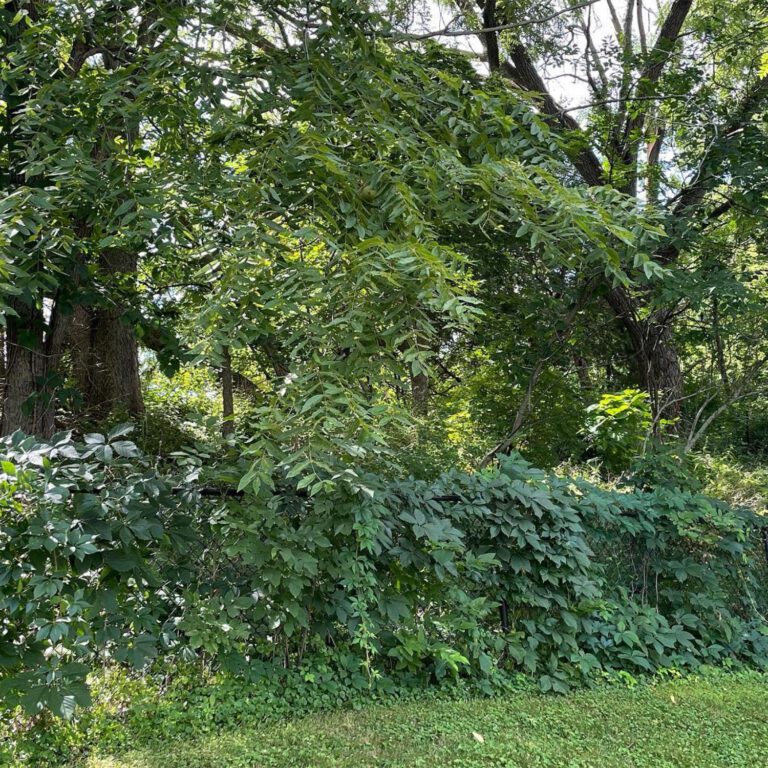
[583,389,653,473]
[1,428,767,726]
[0,428,197,716]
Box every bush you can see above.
[0,428,197,716]
[583,389,653,473]
[2,428,767,731]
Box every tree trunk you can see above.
[607,286,682,423]
[572,354,593,392]
[411,371,429,416]
[0,3,58,437]
[221,345,234,437]
[644,324,683,423]
[1,299,60,438]
[70,250,143,420]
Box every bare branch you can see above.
[685,352,768,451]
[686,391,759,452]
[605,0,624,42]
[479,356,546,467]
[395,0,599,42]
[616,0,694,196]
[578,5,609,93]
[653,75,768,263]
[559,92,692,113]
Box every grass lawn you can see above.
[80,676,768,768]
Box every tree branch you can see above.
[637,0,693,88]
[655,75,768,263]
[684,352,768,451]
[636,0,648,56]
[479,277,598,467]
[482,0,500,73]
[395,0,599,42]
[578,5,609,94]
[501,46,605,186]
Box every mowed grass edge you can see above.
[81,675,768,768]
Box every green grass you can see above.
[80,675,768,768]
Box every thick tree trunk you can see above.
[1,322,54,436]
[644,324,683,422]
[70,250,143,419]
[607,287,682,423]
[0,4,55,437]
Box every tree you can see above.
[400,0,768,424]
[0,0,285,435]
[1,0,176,433]
[3,0,665,494]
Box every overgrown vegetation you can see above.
[2,428,767,728]
[3,0,768,763]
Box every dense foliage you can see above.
[2,429,766,723]
[3,0,768,760]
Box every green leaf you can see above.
[108,423,135,440]
[104,550,141,573]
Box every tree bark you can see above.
[0,2,57,437]
[0,296,73,437]
[606,287,682,421]
[69,250,143,420]
[411,371,429,416]
[1,304,50,436]
[501,47,604,187]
